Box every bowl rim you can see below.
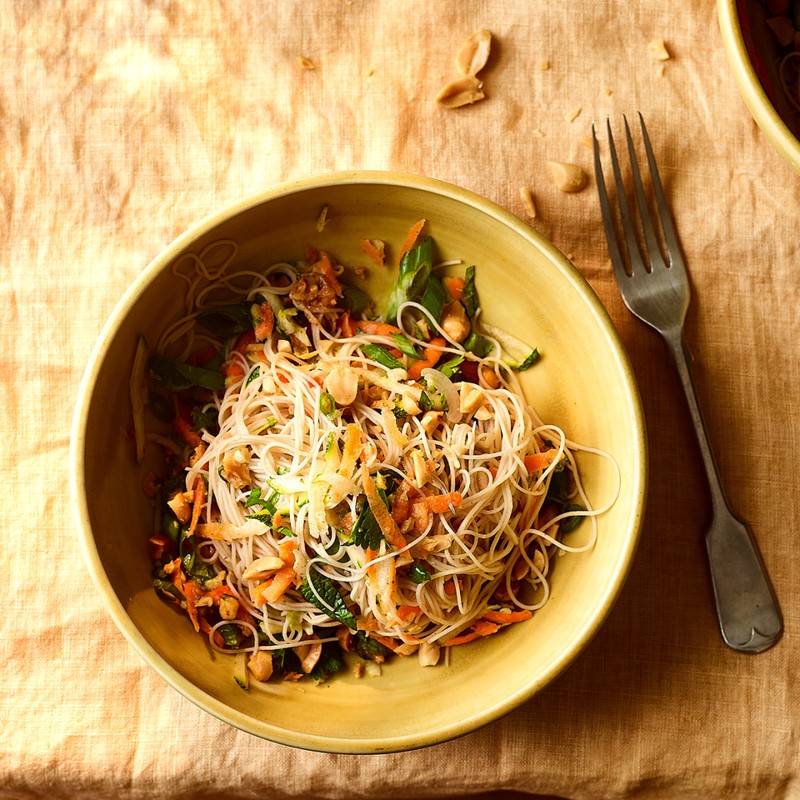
[69,170,647,753]
[718,0,800,172]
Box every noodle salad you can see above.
[132,219,617,688]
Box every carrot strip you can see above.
[359,238,386,266]
[471,619,500,637]
[318,251,343,297]
[187,477,206,538]
[338,423,362,477]
[253,566,296,605]
[356,319,403,337]
[442,631,480,647]
[443,276,465,301]
[407,336,446,380]
[397,218,426,265]
[182,580,201,632]
[339,312,356,338]
[482,609,533,625]
[362,465,407,549]
[278,538,297,567]
[396,604,421,623]
[524,450,559,473]
[420,491,463,514]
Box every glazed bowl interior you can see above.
[71,172,646,753]
[718,0,800,171]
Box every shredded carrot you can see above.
[234,329,256,354]
[359,238,386,266]
[420,491,463,514]
[356,319,403,337]
[364,547,379,563]
[187,477,206,538]
[338,423,361,477]
[443,276,465,301]
[481,609,533,625]
[391,480,412,525]
[444,578,459,596]
[304,243,319,263]
[253,301,275,340]
[318,251,343,297]
[442,631,480,647]
[524,450,560,473]
[362,464,407,549]
[182,580,201,632]
[253,566,296,605]
[199,615,224,648]
[174,414,202,449]
[396,604,421,623]
[339,312,356,338]
[407,336,446,380]
[278,538,297,567]
[397,218,426,265]
[471,619,501,637]
[373,634,400,652]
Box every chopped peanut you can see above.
[247,650,273,682]
[221,446,251,489]
[418,641,441,667]
[218,594,240,620]
[546,161,588,193]
[167,490,192,525]
[440,300,470,342]
[324,365,359,406]
[242,555,285,582]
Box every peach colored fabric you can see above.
[2,2,799,798]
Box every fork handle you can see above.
[665,330,783,654]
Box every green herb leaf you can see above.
[342,284,371,314]
[309,641,345,683]
[420,272,446,324]
[461,266,479,318]
[437,355,464,378]
[350,500,384,550]
[462,331,493,359]
[355,631,393,660]
[217,623,244,648]
[390,332,420,359]
[245,365,261,385]
[197,303,253,338]
[511,349,541,371]
[299,570,358,630]
[408,563,432,584]
[150,354,226,392]
[386,236,434,321]
[560,503,586,534]
[361,343,404,370]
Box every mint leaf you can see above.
[299,570,357,630]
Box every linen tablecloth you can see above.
[2,1,799,798]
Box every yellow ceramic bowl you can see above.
[70,172,646,753]
[718,0,800,171]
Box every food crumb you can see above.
[603,86,613,96]
[297,55,316,70]
[565,105,581,123]
[647,39,671,61]
[532,128,545,138]
[538,60,551,71]
[579,135,593,149]
[352,661,365,678]
[519,186,537,219]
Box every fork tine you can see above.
[624,116,668,271]
[591,122,630,284]
[637,112,686,272]
[604,118,647,277]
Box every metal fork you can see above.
[592,113,782,654]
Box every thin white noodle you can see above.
[159,249,620,662]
